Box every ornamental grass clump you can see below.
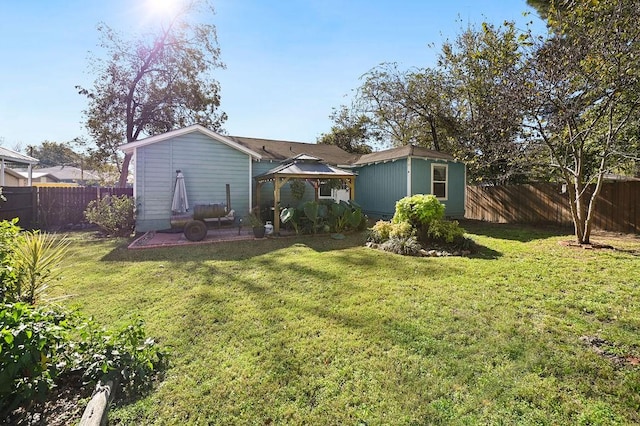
[12,231,70,305]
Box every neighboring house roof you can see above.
[256,154,355,179]
[119,124,262,159]
[33,166,100,182]
[13,170,60,182]
[3,168,23,180]
[353,144,455,166]
[229,136,361,165]
[0,146,39,166]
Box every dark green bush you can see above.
[281,200,364,235]
[84,194,135,237]
[0,303,168,415]
[0,303,71,413]
[0,219,21,302]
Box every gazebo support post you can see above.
[348,177,355,200]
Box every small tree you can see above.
[524,0,640,244]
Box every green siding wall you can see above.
[135,133,252,232]
[354,157,466,220]
[354,159,407,219]
[411,158,465,218]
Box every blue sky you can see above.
[0,1,544,151]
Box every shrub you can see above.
[0,219,21,302]
[84,195,135,237]
[368,220,393,243]
[427,219,465,243]
[389,221,414,239]
[0,302,71,413]
[368,220,415,244]
[392,194,445,227]
[75,318,169,400]
[380,236,422,256]
[0,303,168,414]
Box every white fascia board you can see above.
[119,124,262,159]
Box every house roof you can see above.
[119,124,262,159]
[256,154,355,180]
[12,170,60,182]
[0,146,39,165]
[229,136,361,166]
[3,168,23,179]
[34,166,100,182]
[352,144,455,166]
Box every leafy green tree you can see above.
[27,141,83,168]
[317,105,376,154]
[524,0,640,244]
[356,63,457,152]
[439,21,540,184]
[77,0,226,187]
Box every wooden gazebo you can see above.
[255,154,356,234]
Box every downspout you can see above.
[249,156,253,212]
[406,156,412,196]
[27,164,32,186]
[0,159,5,186]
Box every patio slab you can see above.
[128,226,260,249]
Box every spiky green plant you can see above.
[13,231,70,304]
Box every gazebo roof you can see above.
[255,154,355,181]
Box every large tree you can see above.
[439,21,540,184]
[77,0,226,187]
[317,105,376,154]
[356,63,457,152]
[524,0,640,244]
[27,141,83,168]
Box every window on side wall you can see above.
[432,164,447,199]
[318,181,332,198]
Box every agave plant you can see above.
[13,231,70,304]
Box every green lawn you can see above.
[51,223,640,425]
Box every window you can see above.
[318,181,332,198]
[432,164,447,199]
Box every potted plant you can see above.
[246,210,265,238]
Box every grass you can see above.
[49,223,640,425]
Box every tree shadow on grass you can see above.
[461,219,572,243]
[100,233,368,263]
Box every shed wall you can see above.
[135,132,251,232]
[411,158,465,218]
[354,159,407,219]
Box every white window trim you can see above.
[431,163,448,200]
[317,181,333,199]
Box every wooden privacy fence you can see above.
[465,182,640,234]
[0,187,37,229]
[0,186,133,230]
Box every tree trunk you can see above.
[118,152,133,188]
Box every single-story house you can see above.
[120,124,466,232]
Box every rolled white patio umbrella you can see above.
[171,170,189,213]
